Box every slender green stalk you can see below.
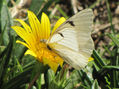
[105,0,115,34]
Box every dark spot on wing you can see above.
[47,45,52,50]
[66,21,75,26]
[58,33,64,37]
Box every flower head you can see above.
[12,10,66,72]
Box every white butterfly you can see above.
[47,9,94,69]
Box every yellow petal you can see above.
[52,17,66,34]
[88,57,94,62]
[27,10,41,39]
[12,26,28,41]
[41,13,50,39]
[14,19,36,46]
[15,19,32,33]
[25,49,37,57]
[12,26,35,49]
[49,61,58,73]
[56,57,64,67]
[43,58,58,72]
[16,40,29,48]
[42,50,63,72]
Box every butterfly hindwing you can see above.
[47,9,94,69]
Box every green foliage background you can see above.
[0,0,119,89]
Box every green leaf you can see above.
[92,50,105,70]
[107,34,119,47]
[56,5,68,19]
[0,22,7,45]
[89,0,101,9]
[77,70,92,88]
[91,80,100,89]
[29,0,45,14]
[65,70,80,89]
[0,37,14,87]
[106,0,115,34]
[1,0,14,45]
[37,0,58,18]
[102,66,119,70]
[0,0,4,30]
[1,67,33,89]
[47,69,55,86]
[97,65,119,76]
[47,65,70,89]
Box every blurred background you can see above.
[0,0,119,89]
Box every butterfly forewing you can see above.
[47,9,94,69]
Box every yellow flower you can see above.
[12,10,66,72]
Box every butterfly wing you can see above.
[47,9,94,69]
